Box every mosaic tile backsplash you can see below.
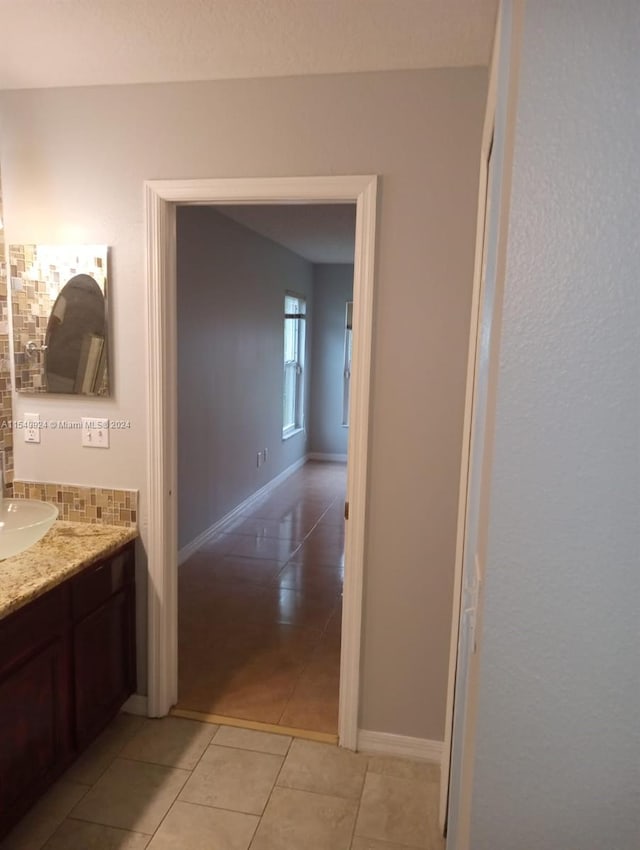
[13,481,138,528]
[0,178,14,493]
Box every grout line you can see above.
[67,810,154,836]
[115,755,192,843]
[209,742,292,759]
[347,760,372,849]
[247,734,293,849]
[167,796,264,823]
[268,780,367,803]
[108,750,211,771]
[36,783,93,850]
[111,755,191,775]
[274,608,340,727]
[274,669,311,728]
[66,716,144,793]
[65,816,150,837]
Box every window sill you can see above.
[282,427,304,442]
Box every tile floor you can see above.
[178,461,346,734]
[0,713,444,850]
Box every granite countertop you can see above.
[0,521,138,621]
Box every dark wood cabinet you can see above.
[74,589,134,747]
[72,544,136,749]
[0,540,136,839]
[0,635,72,829]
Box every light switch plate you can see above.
[24,412,41,444]
[81,417,109,448]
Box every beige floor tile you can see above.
[259,587,337,629]
[279,633,340,732]
[203,556,284,585]
[146,801,257,850]
[120,717,217,770]
[274,562,344,595]
[350,839,414,850]
[277,739,366,799]
[221,516,308,542]
[179,746,282,815]
[195,533,247,556]
[177,462,345,732]
[278,684,339,734]
[227,535,299,563]
[366,755,441,784]
[1,780,90,850]
[42,819,150,849]
[71,758,189,835]
[250,786,357,850]
[65,713,145,786]
[355,772,442,849]
[178,620,322,721]
[212,725,291,755]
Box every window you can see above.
[343,301,353,426]
[283,293,306,437]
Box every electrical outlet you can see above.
[24,412,41,444]
[256,451,262,468]
[263,448,269,462]
[81,417,110,448]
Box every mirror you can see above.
[9,245,110,395]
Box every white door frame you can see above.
[440,1,523,843]
[144,175,378,750]
[439,11,500,831]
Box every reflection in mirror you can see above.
[9,245,109,395]
[46,274,106,394]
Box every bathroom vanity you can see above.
[0,522,137,838]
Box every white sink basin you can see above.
[0,499,58,559]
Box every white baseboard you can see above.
[122,694,149,716]
[357,729,443,764]
[308,452,348,462]
[178,454,309,565]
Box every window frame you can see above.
[282,291,307,439]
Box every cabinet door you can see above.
[74,588,134,748]
[0,636,72,832]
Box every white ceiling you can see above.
[216,204,356,264]
[0,0,497,90]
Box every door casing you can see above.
[441,2,524,843]
[143,175,378,749]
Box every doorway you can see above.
[174,203,355,737]
[144,175,377,749]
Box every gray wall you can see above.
[309,264,353,457]
[0,67,485,739]
[177,207,313,550]
[468,2,640,847]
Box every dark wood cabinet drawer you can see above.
[71,545,134,621]
[0,586,70,677]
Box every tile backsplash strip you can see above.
[13,482,138,528]
[9,244,53,392]
[0,174,14,495]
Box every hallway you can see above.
[177,461,346,735]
